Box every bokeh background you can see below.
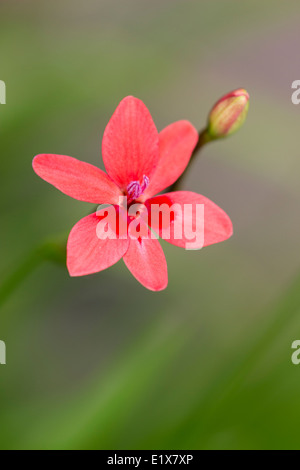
[1,0,300,450]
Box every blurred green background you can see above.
[1,0,300,450]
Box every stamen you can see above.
[127,181,142,200]
[127,175,149,201]
[141,175,149,192]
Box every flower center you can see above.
[127,175,149,202]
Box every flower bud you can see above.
[207,88,249,139]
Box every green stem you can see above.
[0,248,42,309]
[169,127,211,192]
[0,237,67,310]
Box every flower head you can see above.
[207,88,249,139]
[33,96,233,291]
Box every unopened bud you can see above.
[207,88,249,139]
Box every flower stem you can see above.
[169,128,211,192]
[0,249,42,309]
[0,237,67,310]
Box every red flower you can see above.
[33,96,232,291]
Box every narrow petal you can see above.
[33,154,121,204]
[145,191,233,249]
[67,211,129,276]
[123,221,168,291]
[142,121,198,199]
[102,96,159,190]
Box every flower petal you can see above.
[145,191,233,249]
[142,121,198,199]
[67,211,129,276]
[33,154,121,204]
[123,221,168,291]
[102,96,159,190]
